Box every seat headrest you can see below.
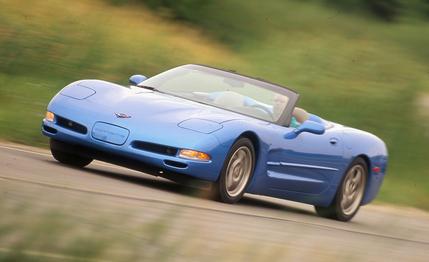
[293,107,309,123]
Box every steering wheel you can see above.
[249,104,273,116]
[239,104,273,121]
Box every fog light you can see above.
[45,111,55,122]
[179,149,211,161]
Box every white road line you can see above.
[0,144,50,157]
[0,143,135,173]
[0,247,108,262]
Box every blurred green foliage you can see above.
[325,0,400,21]
[143,0,212,21]
[0,0,428,209]
[142,0,429,22]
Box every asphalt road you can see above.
[1,142,428,261]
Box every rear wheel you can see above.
[212,137,255,204]
[50,139,93,168]
[315,158,367,221]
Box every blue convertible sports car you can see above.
[42,64,388,221]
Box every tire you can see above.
[212,137,255,204]
[50,139,93,168]
[315,158,367,222]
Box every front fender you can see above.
[211,119,272,190]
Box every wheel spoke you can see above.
[225,146,253,197]
[340,164,366,216]
[352,171,360,184]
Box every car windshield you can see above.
[140,64,297,123]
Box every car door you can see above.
[266,124,345,195]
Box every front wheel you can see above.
[211,137,255,204]
[50,139,93,168]
[315,158,367,222]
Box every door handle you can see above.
[329,138,338,145]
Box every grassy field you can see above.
[0,0,428,209]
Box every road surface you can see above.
[0,142,428,261]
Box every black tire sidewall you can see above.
[50,139,93,168]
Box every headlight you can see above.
[178,119,223,134]
[179,149,211,161]
[45,111,55,122]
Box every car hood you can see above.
[74,80,245,125]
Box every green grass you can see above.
[0,0,428,209]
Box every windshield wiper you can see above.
[138,85,162,92]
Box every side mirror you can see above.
[129,74,147,86]
[284,120,325,139]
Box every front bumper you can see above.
[42,116,223,182]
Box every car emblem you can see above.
[115,112,131,119]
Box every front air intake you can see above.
[56,116,87,134]
[164,160,188,169]
[43,125,57,134]
[131,141,178,156]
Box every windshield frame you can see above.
[140,64,300,126]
